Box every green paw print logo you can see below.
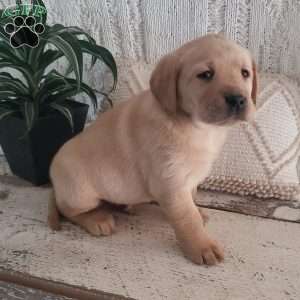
[1,1,47,48]
[4,16,45,48]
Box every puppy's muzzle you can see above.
[225,94,246,113]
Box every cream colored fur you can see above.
[49,34,257,265]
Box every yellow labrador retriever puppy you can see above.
[48,34,257,265]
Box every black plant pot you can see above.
[0,100,89,185]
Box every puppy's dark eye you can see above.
[197,70,214,81]
[241,69,250,78]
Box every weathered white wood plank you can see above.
[0,281,72,300]
[196,189,300,223]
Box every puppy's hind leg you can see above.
[48,190,62,231]
[54,190,116,236]
[68,206,116,236]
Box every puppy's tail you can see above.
[48,190,61,231]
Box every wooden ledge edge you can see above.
[0,267,135,300]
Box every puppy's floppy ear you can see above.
[251,60,258,105]
[150,54,180,114]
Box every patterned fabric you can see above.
[125,62,300,200]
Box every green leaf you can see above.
[34,49,63,81]
[49,25,96,45]
[48,87,77,103]
[0,23,9,41]
[0,72,30,92]
[0,91,18,98]
[65,27,98,70]
[42,75,99,112]
[37,73,72,102]
[38,49,63,70]
[38,71,101,112]
[0,81,28,95]
[0,10,12,27]
[47,24,64,34]
[0,47,23,65]
[46,25,97,69]
[31,0,47,25]
[0,42,25,63]
[0,31,28,61]
[64,63,73,77]
[0,102,17,114]
[0,61,35,90]
[57,31,83,76]
[0,109,16,121]
[0,72,15,79]
[0,96,32,110]
[48,33,83,91]
[27,32,49,70]
[79,40,117,90]
[50,102,74,131]
[76,82,98,112]
[40,69,67,81]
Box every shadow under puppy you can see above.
[48,34,257,265]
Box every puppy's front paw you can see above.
[179,235,224,265]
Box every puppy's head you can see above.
[150,34,257,126]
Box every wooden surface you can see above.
[196,189,300,223]
[0,269,133,300]
[0,281,72,300]
[1,183,300,300]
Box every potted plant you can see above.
[0,0,117,185]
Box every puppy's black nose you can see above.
[225,94,246,110]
